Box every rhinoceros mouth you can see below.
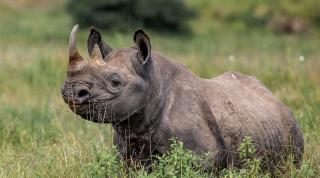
[66,102,112,123]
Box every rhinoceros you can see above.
[61,25,304,172]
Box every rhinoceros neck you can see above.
[112,52,187,139]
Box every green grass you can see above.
[0,1,319,177]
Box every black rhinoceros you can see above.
[61,25,304,172]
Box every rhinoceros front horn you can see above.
[68,24,85,72]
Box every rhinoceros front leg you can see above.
[113,131,156,171]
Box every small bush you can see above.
[219,136,270,178]
[150,139,210,177]
[83,145,127,178]
[66,0,195,32]
[83,137,316,177]
[238,136,256,160]
[83,139,212,177]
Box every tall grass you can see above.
[0,1,319,177]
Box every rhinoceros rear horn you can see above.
[69,24,85,72]
[87,27,112,59]
[90,44,105,65]
[134,29,151,65]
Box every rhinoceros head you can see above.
[61,25,152,123]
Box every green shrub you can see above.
[82,139,212,177]
[238,136,256,160]
[82,137,316,177]
[83,145,127,178]
[218,136,270,178]
[150,139,210,177]
[66,0,195,32]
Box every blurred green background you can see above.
[0,0,319,177]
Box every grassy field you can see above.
[0,1,319,177]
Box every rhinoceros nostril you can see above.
[76,89,90,104]
[78,89,89,98]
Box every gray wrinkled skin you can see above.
[61,25,304,172]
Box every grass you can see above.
[0,0,319,177]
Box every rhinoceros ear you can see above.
[134,29,151,65]
[87,27,112,59]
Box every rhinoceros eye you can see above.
[106,73,123,93]
[111,79,121,87]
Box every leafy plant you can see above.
[150,139,207,177]
[83,145,126,178]
[238,136,256,159]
